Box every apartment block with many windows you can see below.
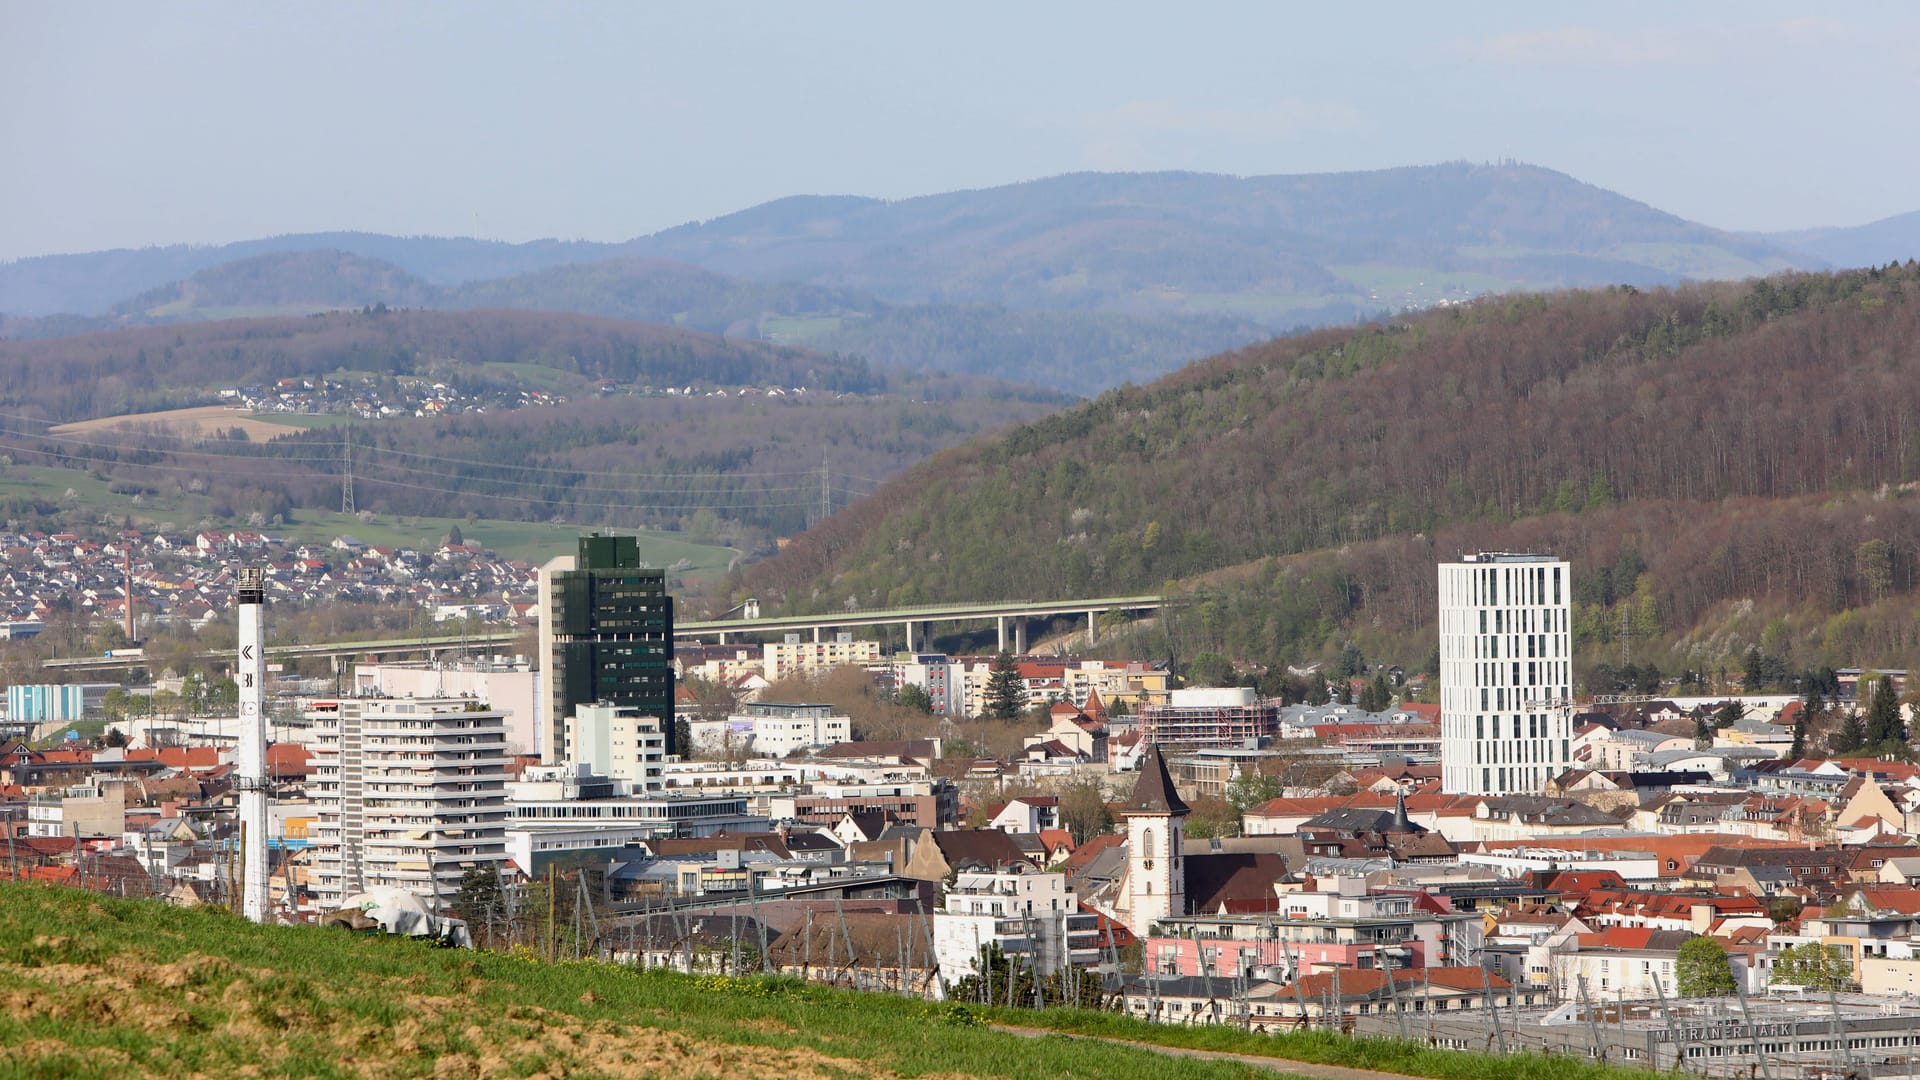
[1439,553,1572,795]
[308,696,510,907]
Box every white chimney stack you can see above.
[237,566,270,923]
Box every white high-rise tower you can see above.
[1439,553,1572,795]
[236,566,271,922]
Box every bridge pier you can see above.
[1014,620,1027,655]
[904,620,918,653]
[1087,610,1099,644]
[996,617,1007,654]
[812,626,821,643]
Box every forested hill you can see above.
[0,309,1063,544]
[0,308,893,422]
[627,163,1810,312]
[746,266,1920,666]
[3,251,1269,397]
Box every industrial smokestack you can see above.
[237,566,270,923]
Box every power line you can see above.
[342,472,878,512]
[0,419,883,486]
[0,435,878,509]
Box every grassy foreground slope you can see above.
[0,883,1664,1080]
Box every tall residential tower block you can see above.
[1439,553,1572,795]
[538,535,675,762]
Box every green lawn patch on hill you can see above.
[0,882,1669,1080]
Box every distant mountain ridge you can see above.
[1760,209,1920,270]
[6,163,1826,318]
[624,164,1811,312]
[2,161,1881,396]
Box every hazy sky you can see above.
[4,1,1917,261]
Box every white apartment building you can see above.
[933,866,1101,992]
[763,634,882,682]
[704,702,850,758]
[887,654,965,715]
[564,702,666,793]
[1439,553,1573,795]
[307,697,511,907]
[352,657,540,756]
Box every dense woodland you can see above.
[747,265,1920,674]
[0,308,900,422]
[4,251,1272,397]
[0,309,1061,544]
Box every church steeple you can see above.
[1121,742,1188,936]
[1125,742,1190,816]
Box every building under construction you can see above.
[1137,687,1282,748]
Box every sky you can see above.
[3,1,1918,261]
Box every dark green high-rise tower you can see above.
[540,534,675,760]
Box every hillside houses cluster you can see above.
[0,529,539,633]
[221,374,563,420]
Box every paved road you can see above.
[992,1024,1436,1080]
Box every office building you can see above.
[538,534,675,762]
[1438,553,1572,796]
[307,697,511,906]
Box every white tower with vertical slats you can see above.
[236,566,270,922]
[1439,553,1573,795]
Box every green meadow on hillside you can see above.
[0,882,1670,1080]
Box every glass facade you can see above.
[548,535,676,755]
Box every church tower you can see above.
[1122,742,1189,935]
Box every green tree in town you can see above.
[1332,642,1367,680]
[1770,942,1851,991]
[1834,710,1869,755]
[1358,672,1393,713]
[1225,765,1286,814]
[1674,936,1738,997]
[1865,675,1906,747]
[893,682,934,714]
[1713,699,1748,730]
[1058,779,1113,843]
[982,652,1026,720]
[1184,651,1234,688]
[1182,795,1239,840]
